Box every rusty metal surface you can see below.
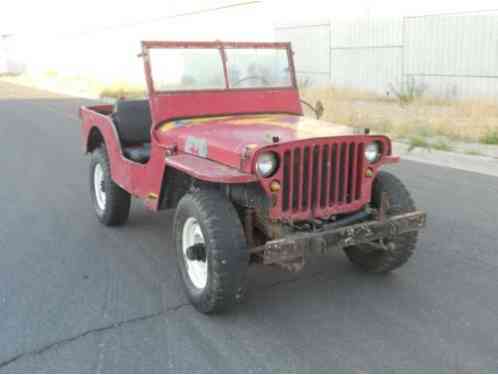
[262,238,305,272]
[252,210,426,270]
[323,210,426,248]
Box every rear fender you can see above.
[80,106,135,191]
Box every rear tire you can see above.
[343,171,418,273]
[174,189,249,314]
[89,146,131,226]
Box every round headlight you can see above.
[365,142,381,163]
[256,152,278,177]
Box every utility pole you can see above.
[1,34,13,57]
[1,34,13,74]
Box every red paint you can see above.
[155,114,371,171]
[165,154,257,183]
[252,136,390,220]
[149,89,302,128]
[80,40,399,219]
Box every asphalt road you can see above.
[1,81,498,372]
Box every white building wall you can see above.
[330,17,403,94]
[330,47,402,94]
[276,11,498,99]
[331,17,403,47]
[274,22,331,86]
[404,14,498,98]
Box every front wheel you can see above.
[343,171,419,273]
[174,189,249,314]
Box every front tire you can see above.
[89,146,131,226]
[343,171,418,273]
[174,189,249,314]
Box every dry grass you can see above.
[3,71,497,146]
[432,139,454,152]
[1,72,147,100]
[407,136,432,152]
[464,149,484,156]
[301,87,498,144]
[99,81,146,99]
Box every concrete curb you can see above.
[393,142,498,177]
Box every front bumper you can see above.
[252,210,426,271]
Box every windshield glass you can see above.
[148,46,293,91]
[149,48,225,91]
[226,48,292,88]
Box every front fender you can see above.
[165,154,257,184]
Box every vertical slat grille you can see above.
[293,148,302,210]
[282,150,291,211]
[301,147,310,210]
[330,144,338,205]
[310,145,320,210]
[347,143,356,204]
[319,145,329,208]
[281,141,365,216]
[338,143,347,203]
[355,143,365,200]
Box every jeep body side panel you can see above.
[80,106,167,210]
[80,106,258,211]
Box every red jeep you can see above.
[80,41,426,313]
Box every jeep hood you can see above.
[155,114,360,169]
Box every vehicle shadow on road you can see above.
[121,202,412,317]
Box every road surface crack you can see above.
[0,302,190,370]
[0,270,326,369]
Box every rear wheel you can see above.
[343,171,418,273]
[89,146,131,226]
[174,189,249,314]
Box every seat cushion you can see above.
[123,143,151,163]
[113,100,151,145]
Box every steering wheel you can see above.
[231,75,269,87]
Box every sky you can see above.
[1,0,498,35]
[1,0,497,80]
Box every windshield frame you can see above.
[142,41,297,94]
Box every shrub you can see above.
[464,149,483,156]
[407,136,431,152]
[389,77,427,105]
[432,140,454,152]
[479,129,498,145]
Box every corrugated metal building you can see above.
[274,20,331,86]
[274,11,498,99]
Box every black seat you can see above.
[112,99,152,163]
[123,143,151,163]
[113,99,152,145]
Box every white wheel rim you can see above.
[182,217,208,289]
[93,163,106,210]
